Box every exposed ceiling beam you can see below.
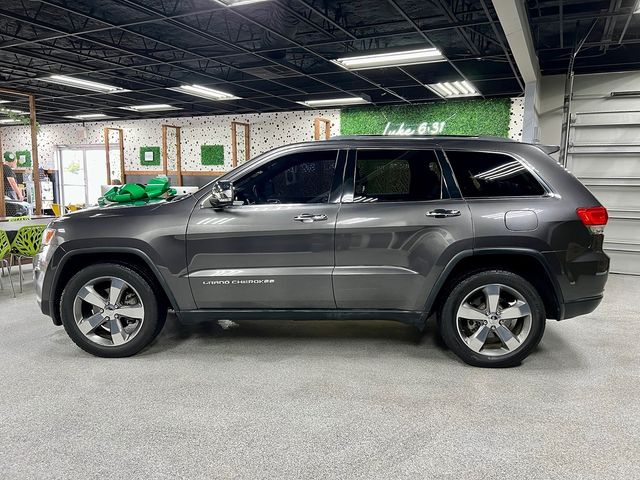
[491,0,539,83]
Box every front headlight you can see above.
[41,228,56,247]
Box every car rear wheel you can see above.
[439,270,545,367]
[60,263,166,357]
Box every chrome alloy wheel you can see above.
[455,283,532,357]
[72,276,145,347]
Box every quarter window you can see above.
[354,149,443,203]
[446,150,545,197]
[235,150,338,205]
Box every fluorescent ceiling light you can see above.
[1,109,27,115]
[214,0,271,5]
[65,113,112,120]
[298,97,370,107]
[427,80,480,98]
[119,104,181,112]
[45,75,130,94]
[610,91,640,97]
[168,84,240,101]
[0,100,9,104]
[0,119,20,124]
[333,48,445,70]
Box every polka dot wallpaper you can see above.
[508,97,525,141]
[0,100,524,172]
[0,109,341,172]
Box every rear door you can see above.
[187,148,345,309]
[333,147,473,311]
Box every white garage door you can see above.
[568,106,640,275]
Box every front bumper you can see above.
[34,252,48,315]
[34,243,60,321]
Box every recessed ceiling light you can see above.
[119,104,182,112]
[426,81,480,98]
[168,84,240,101]
[45,75,130,94]
[65,113,112,120]
[297,97,371,107]
[214,0,271,5]
[333,48,445,71]
[1,109,27,115]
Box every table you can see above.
[1,218,54,242]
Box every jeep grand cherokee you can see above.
[35,136,609,367]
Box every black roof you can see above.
[0,0,638,123]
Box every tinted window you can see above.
[235,150,337,205]
[354,149,443,203]
[446,150,545,197]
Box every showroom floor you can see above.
[0,269,638,480]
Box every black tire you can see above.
[60,263,167,358]
[439,270,545,368]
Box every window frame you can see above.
[341,147,453,205]
[442,148,553,200]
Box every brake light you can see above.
[576,206,608,234]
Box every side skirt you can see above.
[176,309,426,326]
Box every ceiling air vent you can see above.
[243,65,298,80]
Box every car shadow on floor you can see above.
[142,312,584,369]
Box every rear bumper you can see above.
[561,295,603,320]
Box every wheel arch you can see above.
[425,249,564,321]
[49,247,178,326]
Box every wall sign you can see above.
[341,99,512,138]
[139,146,161,166]
[16,150,32,168]
[383,121,446,136]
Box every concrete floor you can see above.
[0,269,638,480]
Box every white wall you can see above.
[539,71,640,147]
[0,109,341,172]
[539,74,565,148]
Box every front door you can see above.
[334,147,473,311]
[59,147,109,206]
[187,148,344,309]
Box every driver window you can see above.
[235,150,338,205]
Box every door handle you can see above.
[426,209,461,218]
[294,213,328,223]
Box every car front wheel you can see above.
[439,270,546,367]
[60,263,166,357]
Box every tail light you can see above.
[576,206,608,234]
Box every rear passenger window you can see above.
[355,149,443,202]
[446,151,545,197]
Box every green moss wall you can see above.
[340,98,512,138]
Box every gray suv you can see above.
[35,136,609,367]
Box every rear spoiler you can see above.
[536,144,560,155]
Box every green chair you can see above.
[0,230,15,297]
[10,225,45,293]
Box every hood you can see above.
[53,195,190,225]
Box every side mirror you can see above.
[209,181,235,210]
